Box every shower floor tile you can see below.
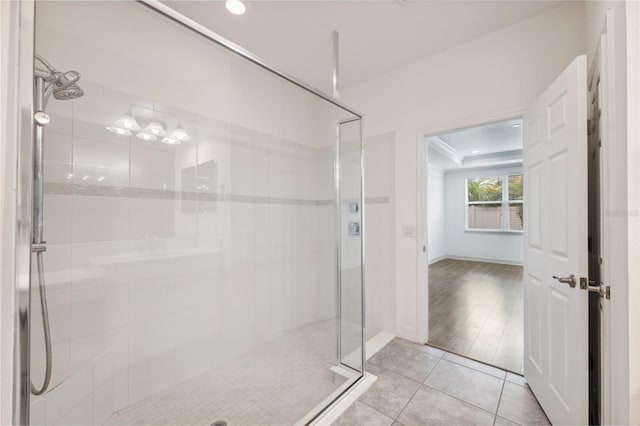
[106,320,350,426]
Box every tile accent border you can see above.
[44,182,390,206]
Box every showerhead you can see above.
[54,70,81,87]
[35,55,84,105]
[53,84,84,100]
[46,70,84,100]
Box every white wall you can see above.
[443,165,524,265]
[343,2,586,341]
[363,132,396,338]
[427,164,446,263]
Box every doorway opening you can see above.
[425,118,525,374]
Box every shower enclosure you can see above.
[13,1,364,424]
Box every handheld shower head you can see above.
[53,84,84,100]
[56,70,81,87]
[36,55,84,105]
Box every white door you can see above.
[523,55,588,425]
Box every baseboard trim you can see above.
[365,331,395,360]
[428,255,447,265]
[395,324,417,341]
[439,255,523,266]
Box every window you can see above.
[466,174,524,231]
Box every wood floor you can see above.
[428,259,523,374]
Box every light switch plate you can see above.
[402,225,415,238]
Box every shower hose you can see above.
[30,249,52,395]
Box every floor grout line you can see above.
[427,344,513,377]
[493,375,508,425]
[347,338,549,426]
[421,383,498,417]
[392,374,425,423]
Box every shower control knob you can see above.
[34,111,51,126]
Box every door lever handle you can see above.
[552,274,576,288]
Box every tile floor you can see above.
[428,259,524,373]
[335,339,550,426]
[106,320,355,425]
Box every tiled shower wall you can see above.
[362,133,395,339]
[29,82,340,425]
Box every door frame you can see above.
[415,108,525,345]
[415,35,620,423]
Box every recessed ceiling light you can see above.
[512,123,521,128]
[226,0,246,15]
[472,150,480,154]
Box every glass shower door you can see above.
[24,1,364,425]
[338,119,364,373]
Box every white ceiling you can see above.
[428,118,523,170]
[164,1,564,91]
[440,118,523,157]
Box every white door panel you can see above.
[523,55,588,425]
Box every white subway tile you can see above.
[71,196,130,243]
[130,144,176,190]
[128,353,175,405]
[44,362,93,425]
[43,195,73,244]
[129,198,176,239]
[112,369,129,412]
[129,277,174,324]
[73,137,129,187]
[30,396,46,425]
[93,378,115,425]
[53,394,93,426]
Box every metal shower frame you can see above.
[12,1,365,424]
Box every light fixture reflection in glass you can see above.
[226,0,246,15]
[170,125,190,142]
[137,132,158,142]
[512,123,521,128]
[146,121,165,137]
[105,126,132,136]
[115,113,140,131]
[96,176,106,182]
[161,137,181,145]
[472,150,480,154]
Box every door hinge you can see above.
[580,277,611,299]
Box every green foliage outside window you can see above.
[467,176,503,202]
[508,175,524,201]
[467,174,524,231]
[508,175,524,223]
